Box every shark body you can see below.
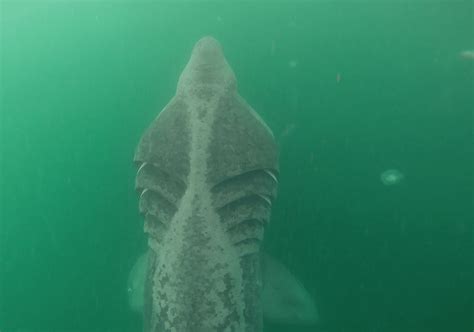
[127,252,320,326]
[134,37,278,331]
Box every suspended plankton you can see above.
[288,59,298,68]
[380,169,404,186]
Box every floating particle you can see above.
[289,59,298,68]
[380,169,404,186]
[270,40,276,56]
[280,123,296,138]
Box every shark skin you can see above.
[134,36,279,332]
[127,252,320,326]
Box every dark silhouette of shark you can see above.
[134,36,279,331]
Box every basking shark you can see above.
[134,36,279,331]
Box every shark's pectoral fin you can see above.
[262,254,320,326]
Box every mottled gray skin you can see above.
[134,36,279,332]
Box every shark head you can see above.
[134,36,278,331]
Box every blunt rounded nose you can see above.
[189,36,225,67]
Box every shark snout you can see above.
[189,36,225,68]
[177,36,236,93]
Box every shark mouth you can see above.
[134,36,279,332]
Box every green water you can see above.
[1,1,472,331]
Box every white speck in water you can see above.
[380,169,404,186]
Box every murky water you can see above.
[1,1,472,331]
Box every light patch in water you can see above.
[459,50,474,60]
[380,169,404,186]
[288,59,298,68]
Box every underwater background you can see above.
[0,1,472,332]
